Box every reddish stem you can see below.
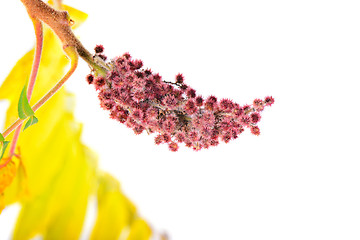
[6,20,44,160]
[27,19,43,99]
[0,150,21,168]
[1,20,43,168]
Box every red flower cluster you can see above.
[87,46,274,151]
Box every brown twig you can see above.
[1,0,108,145]
[20,0,108,76]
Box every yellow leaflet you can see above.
[13,110,97,240]
[126,218,152,240]
[43,146,97,240]
[0,3,87,205]
[47,1,88,29]
[0,193,4,214]
[0,3,96,239]
[0,1,88,199]
[1,30,68,204]
[11,96,95,240]
[0,160,16,194]
[90,173,137,240]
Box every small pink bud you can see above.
[123,52,131,60]
[195,96,204,106]
[207,95,217,103]
[133,124,145,135]
[94,76,105,90]
[175,132,186,143]
[221,132,232,143]
[220,98,234,110]
[131,109,143,120]
[176,73,184,84]
[168,142,179,152]
[253,98,264,111]
[240,115,251,126]
[210,139,219,146]
[251,126,260,136]
[264,96,275,106]
[132,59,143,70]
[94,44,104,53]
[162,94,177,108]
[154,134,163,145]
[184,99,197,115]
[162,133,171,143]
[250,112,261,123]
[186,88,196,98]
[233,106,244,117]
[188,131,198,142]
[86,74,94,84]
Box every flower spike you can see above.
[88,48,274,151]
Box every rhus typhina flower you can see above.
[88,46,274,152]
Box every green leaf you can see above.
[23,116,38,131]
[18,86,34,119]
[0,141,10,161]
[0,133,9,160]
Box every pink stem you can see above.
[6,20,43,159]
[27,20,43,99]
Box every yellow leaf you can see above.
[47,1,88,29]
[90,173,137,240]
[1,27,68,205]
[0,193,4,214]
[0,2,87,203]
[43,146,97,240]
[11,97,97,239]
[0,3,153,239]
[13,119,98,239]
[0,4,96,238]
[126,218,152,240]
[0,160,16,194]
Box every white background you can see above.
[1,0,360,239]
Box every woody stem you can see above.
[20,0,108,76]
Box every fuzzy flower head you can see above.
[87,46,274,151]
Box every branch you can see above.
[20,0,108,76]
